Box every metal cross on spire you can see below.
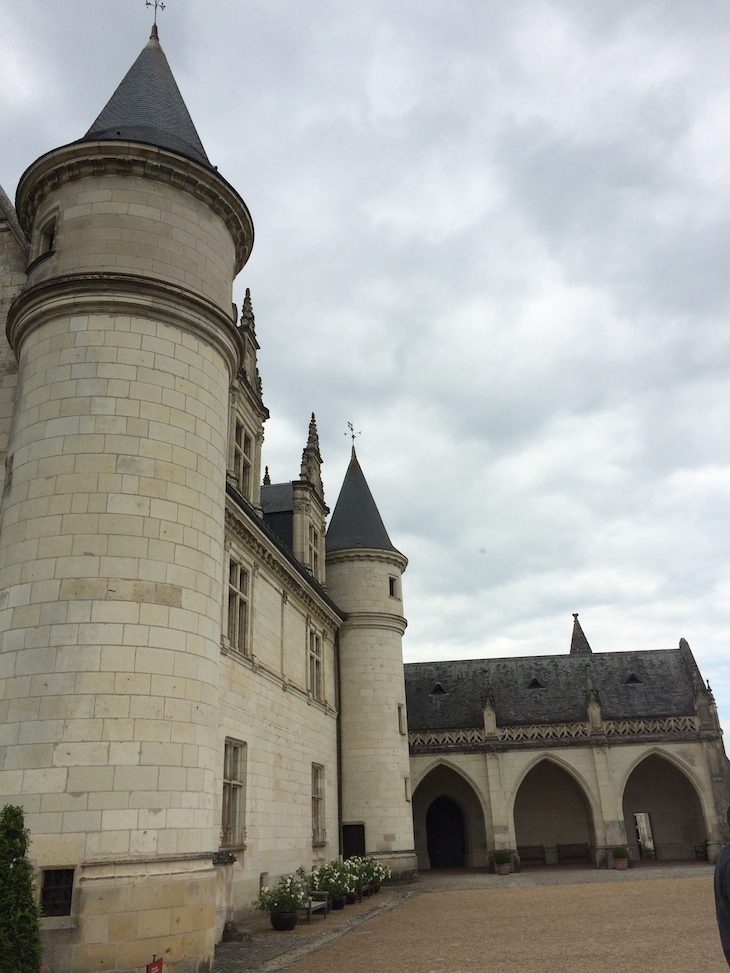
[146,0,166,25]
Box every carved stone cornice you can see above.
[7,272,244,378]
[326,547,408,573]
[409,715,707,754]
[16,141,253,274]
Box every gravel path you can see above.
[214,864,727,973]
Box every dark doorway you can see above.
[426,796,465,868]
[342,824,366,859]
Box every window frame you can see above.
[311,763,326,847]
[221,738,247,849]
[227,556,250,656]
[308,629,323,702]
[233,419,253,499]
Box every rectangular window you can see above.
[221,739,246,847]
[398,704,406,736]
[312,764,326,846]
[404,777,411,802]
[308,630,323,701]
[41,869,74,917]
[233,421,253,498]
[227,558,249,654]
[308,525,319,576]
[389,576,398,598]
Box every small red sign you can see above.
[147,961,163,973]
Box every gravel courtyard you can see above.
[214,865,728,973]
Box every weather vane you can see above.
[146,0,165,25]
[345,422,361,445]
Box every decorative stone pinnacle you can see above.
[240,287,256,331]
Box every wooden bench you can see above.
[557,842,591,864]
[301,884,329,924]
[518,845,546,865]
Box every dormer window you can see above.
[528,678,544,690]
[430,682,448,696]
[625,673,643,686]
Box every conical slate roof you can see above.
[570,613,592,655]
[80,26,211,169]
[326,450,400,554]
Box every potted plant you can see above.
[494,849,512,875]
[315,860,350,909]
[612,846,629,870]
[255,875,308,930]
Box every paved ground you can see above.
[213,863,726,973]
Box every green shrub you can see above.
[612,846,629,859]
[493,849,512,865]
[0,805,42,973]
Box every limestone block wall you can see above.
[217,548,340,926]
[0,208,25,498]
[17,144,251,316]
[0,311,233,861]
[327,550,416,877]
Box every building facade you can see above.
[0,28,415,973]
[406,616,730,872]
[0,25,727,973]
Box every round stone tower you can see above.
[1,27,251,973]
[325,449,417,880]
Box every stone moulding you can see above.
[409,714,703,751]
[15,140,254,274]
[7,272,245,379]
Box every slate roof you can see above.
[326,450,400,554]
[405,649,697,729]
[260,482,294,551]
[80,27,212,169]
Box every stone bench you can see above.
[557,842,592,864]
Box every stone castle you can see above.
[0,25,727,973]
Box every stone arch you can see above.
[512,755,597,865]
[412,762,489,870]
[621,751,708,861]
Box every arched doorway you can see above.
[411,764,490,869]
[514,760,595,865]
[622,754,706,860]
[426,796,465,868]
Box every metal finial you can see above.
[345,422,361,445]
[146,0,165,26]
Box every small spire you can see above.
[570,613,592,655]
[263,466,271,486]
[300,414,324,497]
[240,287,256,331]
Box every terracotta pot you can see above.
[614,858,628,870]
[270,912,298,931]
[497,863,510,876]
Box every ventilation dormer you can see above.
[528,678,544,690]
[429,682,448,697]
[625,673,643,686]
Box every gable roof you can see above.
[405,649,696,729]
[80,27,212,169]
[326,449,400,554]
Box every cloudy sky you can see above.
[1,1,728,728]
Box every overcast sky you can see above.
[1,1,728,730]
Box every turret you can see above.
[0,27,251,973]
[326,449,417,879]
